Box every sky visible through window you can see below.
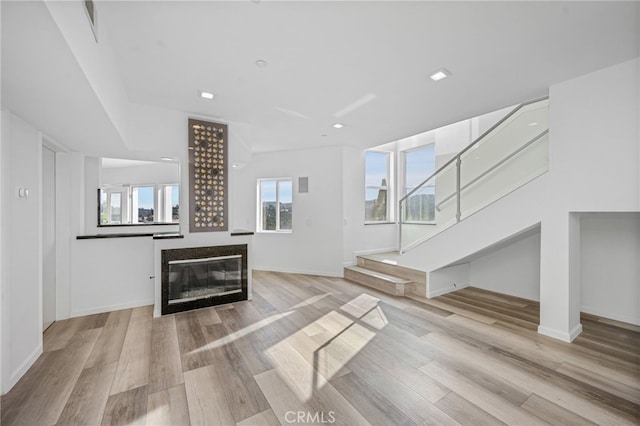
[365,151,388,187]
[406,145,435,188]
[171,185,179,206]
[137,187,154,209]
[261,180,292,202]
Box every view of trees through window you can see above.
[259,178,292,232]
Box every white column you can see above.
[538,214,582,342]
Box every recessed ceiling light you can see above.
[333,123,344,129]
[429,69,450,81]
[199,91,215,100]
[161,156,173,161]
[255,59,268,68]
[528,122,538,126]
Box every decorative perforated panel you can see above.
[188,118,228,232]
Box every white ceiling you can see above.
[3,1,640,156]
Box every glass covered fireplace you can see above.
[161,244,247,315]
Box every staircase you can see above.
[346,98,550,300]
[344,253,426,298]
[399,98,549,253]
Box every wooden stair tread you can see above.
[344,266,412,284]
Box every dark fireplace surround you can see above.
[161,244,248,315]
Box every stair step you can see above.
[344,265,413,297]
[357,254,426,286]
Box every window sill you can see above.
[364,222,396,226]
[256,230,293,234]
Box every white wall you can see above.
[1,111,43,393]
[430,263,471,298]
[470,232,541,301]
[101,162,180,187]
[69,237,155,317]
[580,213,640,325]
[539,57,640,340]
[234,146,344,276]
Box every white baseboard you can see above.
[70,299,155,318]
[581,305,639,326]
[4,344,42,394]
[569,323,584,341]
[537,323,583,343]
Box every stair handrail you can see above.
[398,96,549,207]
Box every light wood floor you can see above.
[2,271,639,425]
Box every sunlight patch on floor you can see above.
[290,293,332,310]
[361,305,389,330]
[188,311,293,355]
[339,293,380,318]
[265,300,378,401]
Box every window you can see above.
[365,151,391,223]
[100,188,127,224]
[258,178,293,232]
[99,184,179,225]
[132,185,155,224]
[403,145,436,222]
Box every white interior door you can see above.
[42,145,56,331]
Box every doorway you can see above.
[42,145,56,331]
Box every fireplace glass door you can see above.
[168,255,242,305]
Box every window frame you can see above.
[158,183,180,224]
[257,177,294,233]
[100,187,127,225]
[364,150,393,224]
